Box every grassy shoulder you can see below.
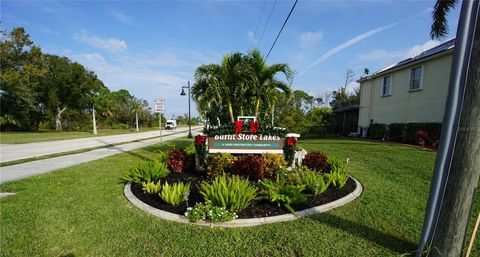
[0,138,478,256]
[0,127,161,144]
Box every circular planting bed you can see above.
[124,171,362,227]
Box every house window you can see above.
[410,66,423,91]
[382,76,392,96]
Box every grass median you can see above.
[0,138,478,256]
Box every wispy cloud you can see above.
[247,31,257,46]
[356,39,442,68]
[299,31,323,48]
[109,10,133,25]
[299,21,400,76]
[73,31,127,54]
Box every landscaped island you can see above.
[121,120,360,225]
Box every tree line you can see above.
[0,27,161,132]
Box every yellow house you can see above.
[357,39,455,137]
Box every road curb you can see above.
[124,175,363,227]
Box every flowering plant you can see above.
[287,137,297,147]
[283,137,298,165]
[250,120,260,134]
[234,120,243,134]
[184,201,237,223]
[195,135,206,145]
[194,134,207,166]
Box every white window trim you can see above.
[381,75,392,97]
[409,65,424,92]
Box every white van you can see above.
[165,120,177,130]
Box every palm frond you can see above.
[431,0,458,39]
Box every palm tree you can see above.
[430,0,458,39]
[193,52,246,123]
[244,49,293,118]
[130,97,142,132]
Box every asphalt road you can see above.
[0,126,202,163]
[0,127,202,184]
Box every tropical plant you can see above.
[141,181,161,194]
[160,181,191,206]
[167,148,191,173]
[326,158,348,188]
[259,174,309,216]
[290,167,330,195]
[199,174,257,212]
[120,160,170,183]
[302,151,329,172]
[230,154,266,180]
[244,49,293,118]
[261,153,288,179]
[184,201,237,223]
[206,153,236,176]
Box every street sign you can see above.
[154,98,165,113]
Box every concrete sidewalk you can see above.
[0,126,201,163]
[0,128,202,184]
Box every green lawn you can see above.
[0,127,161,144]
[0,138,478,256]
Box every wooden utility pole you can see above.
[425,1,480,256]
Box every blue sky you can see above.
[2,0,460,118]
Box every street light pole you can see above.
[181,81,193,138]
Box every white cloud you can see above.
[299,31,323,48]
[109,10,133,25]
[299,21,400,76]
[247,31,257,46]
[355,39,442,70]
[73,31,127,54]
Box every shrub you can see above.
[194,134,207,165]
[121,160,170,183]
[388,123,406,142]
[368,124,386,139]
[184,144,196,156]
[160,181,191,206]
[259,174,309,216]
[302,151,328,172]
[231,154,266,180]
[167,149,191,173]
[283,137,298,165]
[141,181,161,194]
[199,174,257,212]
[326,158,348,188]
[404,122,442,145]
[184,201,237,223]
[261,153,288,179]
[290,167,330,195]
[206,153,236,176]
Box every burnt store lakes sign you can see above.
[208,134,285,154]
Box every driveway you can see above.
[0,126,202,163]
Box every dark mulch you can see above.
[131,171,357,219]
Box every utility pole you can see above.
[418,1,480,256]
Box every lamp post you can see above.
[180,81,193,138]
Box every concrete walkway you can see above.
[0,126,201,163]
[0,128,202,184]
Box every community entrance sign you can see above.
[208,134,285,154]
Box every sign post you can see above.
[154,98,165,143]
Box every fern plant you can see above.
[199,174,257,212]
[326,158,348,188]
[291,167,330,195]
[160,181,190,206]
[120,160,170,183]
[259,175,310,216]
[141,181,161,194]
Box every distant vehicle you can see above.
[165,120,177,130]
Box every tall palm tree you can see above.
[130,97,142,132]
[244,49,293,118]
[193,52,246,123]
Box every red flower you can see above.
[287,137,297,147]
[195,135,206,145]
[250,120,260,134]
[234,120,243,135]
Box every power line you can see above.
[257,0,277,48]
[265,0,299,60]
[252,1,267,47]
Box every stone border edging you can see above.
[124,176,363,228]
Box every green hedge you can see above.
[368,122,442,144]
[368,124,386,139]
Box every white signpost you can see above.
[154,98,165,142]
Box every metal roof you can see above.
[358,38,455,82]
